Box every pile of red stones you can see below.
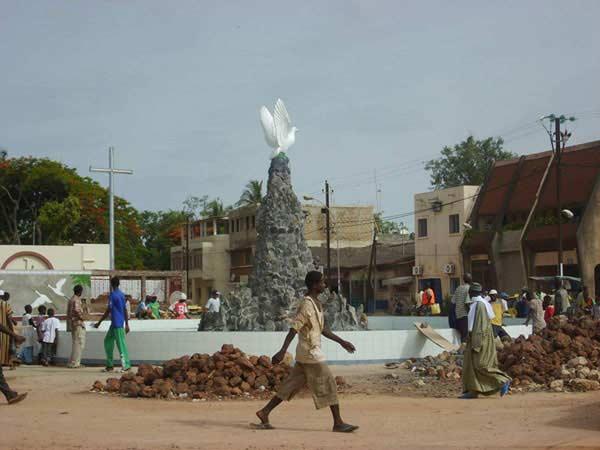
[498,316,600,392]
[91,344,292,400]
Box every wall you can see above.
[0,244,109,271]
[304,204,373,248]
[414,185,479,298]
[49,321,532,365]
[577,175,600,295]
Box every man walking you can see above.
[451,273,472,343]
[93,277,131,372]
[461,282,511,399]
[67,284,86,368]
[0,323,27,404]
[253,271,358,433]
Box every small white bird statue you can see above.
[259,98,298,159]
[48,278,67,298]
[32,290,53,309]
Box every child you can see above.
[17,305,35,364]
[40,308,60,366]
[33,305,47,364]
[170,297,190,320]
[543,295,555,323]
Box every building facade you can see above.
[0,243,110,271]
[171,204,374,304]
[414,185,479,301]
[461,140,600,297]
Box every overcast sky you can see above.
[2,1,600,230]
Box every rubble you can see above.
[498,316,600,392]
[92,344,293,400]
[402,352,464,380]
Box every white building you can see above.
[0,244,110,271]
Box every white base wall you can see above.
[48,321,532,366]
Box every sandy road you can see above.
[2,365,600,450]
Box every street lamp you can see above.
[398,222,409,256]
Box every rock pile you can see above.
[91,344,292,400]
[498,316,600,391]
[390,351,463,380]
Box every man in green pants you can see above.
[93,277,131,372]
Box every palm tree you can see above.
[202,198,230,218]
[236,180,264,207]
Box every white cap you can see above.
[489,289,498,295]
[215,291,221,296]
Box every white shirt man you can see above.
[205,292,221,313]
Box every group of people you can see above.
[515,282,600,322]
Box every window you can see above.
[251,215,256,229]
[450,277,460,294]
[417,218,428,237]
[449,214,460,234]
[236,219,240,232]
[246,216,250,230]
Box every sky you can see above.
[2,0,600,231]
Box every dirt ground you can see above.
[3,364,600,450]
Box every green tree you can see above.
[139,209,188,270]
[38,195,82,244]
[374,213,401,234]
[425,136,517,189]
[183,195,208,220]
[236,180,263,207]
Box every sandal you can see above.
[8,393,27,405]
[249,422,275,430]
[333,424,359,433]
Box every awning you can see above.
[381,276,414,287]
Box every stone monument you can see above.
[200,100,364,331]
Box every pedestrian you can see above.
[543,295,555,323]
[135,296,150,319]
[576,286,593,316]
[93,277,131,372]
[461,282,511,399]
[33,305,47,363]
[592,296,600,320]
[170,295,191,319]
[516,289,530,318]
[0,323,27,404]
[0,290,15,367]
[253,271,358,433]
[148,296,161,319]
[554,279,570,315]
[205,290,221,313]
[488,290,509,339]
[17,305,35,364]
[451,273,472,343]
[67,284,86,368]
[40,308,60,366]
[524,291,546,333]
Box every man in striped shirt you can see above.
[451,273,472,343]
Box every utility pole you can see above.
[185,216,190,299]
[540,114,575,277]
[324,180,332,288]
[554,117,563,277]
[90,147,133,270]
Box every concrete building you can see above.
[171,217,231,305]
[461,140,600,297]
[414,185,479,301]
[0,243,110,271]
[311,238,415,314]
[171,204,374,304]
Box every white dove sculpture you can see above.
[259,98,298,159]
[32,290,53,309]
[48,278,67,298]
